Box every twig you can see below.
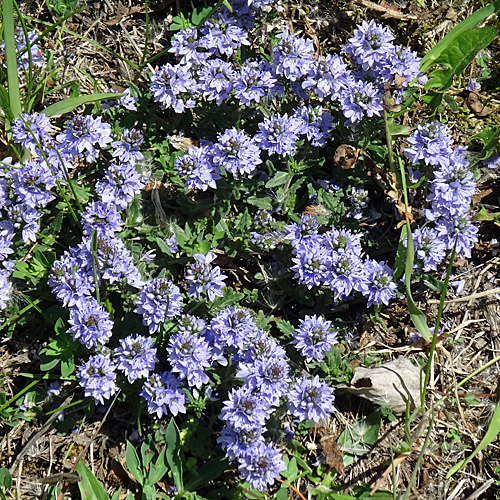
[349,0,418,20]
[464,478,496,500]
[9,394,74,474]
[428,287,500,304]
[56,390,121,500]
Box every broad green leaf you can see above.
[126,441,144,485]
[265,171,294,189]
[0,468,12,489]
[447,399,500,477]
[43,93,122,117]
[338,411,381,466]
[425,26,497,92]
[76,461,110,500]
[166,418,184,492]
[470,126,500,159]
[420,0,500,72]
[184,457,228,491]
[247,196,273,210]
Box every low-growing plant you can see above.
[1,0,500,497]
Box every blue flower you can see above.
[197,58,236,105]
[212,128,262,176]
[167,330,212,389]
[287,375,335,422]
[343,20,395,71]
[237,441,286,491]
[140,372,186,418]
[57,114,112,163]
[186,251,227,301]
[111,128,144,166]
[95,162,145,210]
[293,315,338,362]
[136,278,183,333]
[77,353,118,405]
[339,79,383,124]
[404,122,453,167]
[220,386,272,429]
[362,260,397,307]
[150,63,197,113]
[68,297,114,348]
[115,334,158,383]
[11,112,52,151]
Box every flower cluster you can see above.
[290,223,397,307]
[405,125,478,265]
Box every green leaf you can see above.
[443,94,458,112]
[386,118,412,138]
[265,171,294,189]
[76,461,110,500]
[184,457,228,491]
[424,26,497,92]
[246,196,273,210]
[404,227,432,341]
[447,399,500,477]
[420,0,500,72]
[3,0,22,121]
[0,468,12,489]
[338,411,381,466]
[126,441,144,485]
[165,418,184,492]
[470,125,500,159]
[393,225,407,282]
[148,447,168,484]
[275,319,295,337]
[43,93,122,117]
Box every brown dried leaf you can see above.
[334,144,361,170]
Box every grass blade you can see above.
[43,92,123,117]
[3,0,22,121]
[447,398,500,477]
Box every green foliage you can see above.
[0,468,12,500]
[420,1,500,111]
[424,26,497,93]
[337,411,381,466]
[77,461,110,500]
[447,399,500,477]
[47,0,79,17]
[126,437,169,500]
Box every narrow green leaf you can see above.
[447,399,500,477]
[76,461,110,500]
[148,448,168,484]
[43,93,122,117]
[405,227,432,341]
[126,441,144,485]
[165,418,184,492]
[393,225,407,282]
[3,0,22,120]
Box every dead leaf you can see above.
[346,357,421,413]
[334,144,361,170]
